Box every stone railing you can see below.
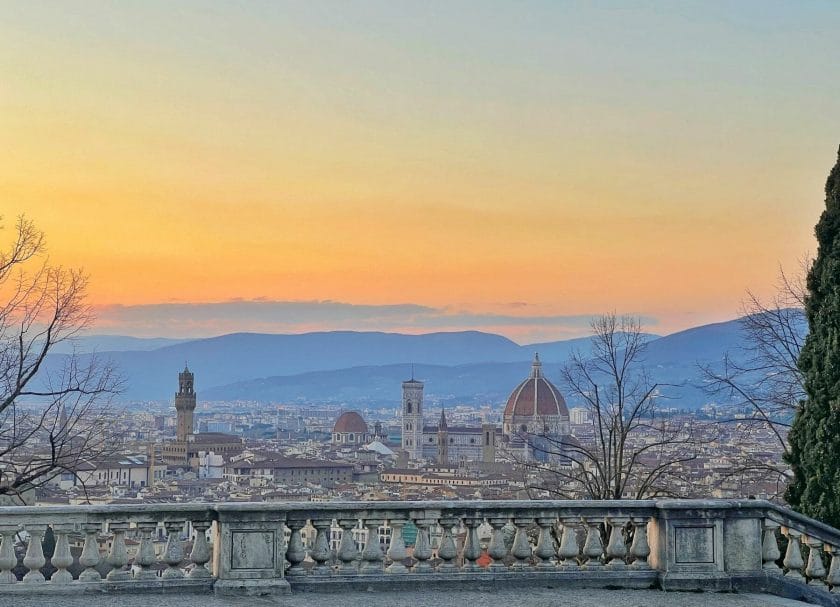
[0,499,838,604]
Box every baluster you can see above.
[336,519,359,573]
[826,546,840,593]
[360,518,385,573]
[783,528,805,581]
[161,521,185,578]
[581,518,604,570]
[188,521,212,578]
[50,525,75,584]
[133,522,158,580]
[605,517,628,570]
[436,517,458,572]
[461,517,482,572]
[558,518,580,569]
[805,536,827,587]
[22,525,46,583]
[487,517,509,571]
[762,521,781,573]
[511,517,533,570]
[78,523,102,582]
[533,517,556,570]
[285,519,307,576]
[106,523,130,581]
[0,526,17,584]
[628,517,650,570]
[309,519,332,575]
[412,517,434,572]
[386,517,408,573]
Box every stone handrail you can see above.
[0,499,838,603]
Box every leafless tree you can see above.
[519,314,701,500]
[700,265,807,496]
[0,216,122,500]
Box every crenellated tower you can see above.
[175,364,196,441]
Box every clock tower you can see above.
[175,364,196,441]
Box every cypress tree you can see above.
[785,145,840,526]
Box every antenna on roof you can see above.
[411,363,415,381]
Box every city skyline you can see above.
[3,2,839,341]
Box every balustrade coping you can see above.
[0,499,835,543]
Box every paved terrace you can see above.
[0,500,839,606]
[3,588,820,607]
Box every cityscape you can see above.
[2,2,840,606]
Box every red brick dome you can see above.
[333,411,368,434]
[503,354,568,418]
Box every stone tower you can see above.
[481,422,496,463]
[175,364,196,441]
[401,370,424,461]
[437,409,449,465]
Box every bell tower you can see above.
[175,364,196,441]
[401,368,424,461]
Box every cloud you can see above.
[91,300,659,343]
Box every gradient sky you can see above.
[2,1,839,342]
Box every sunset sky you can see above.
[2,1,839,342]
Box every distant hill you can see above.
[41,311,805,408]
[200,313,805,409]
[45,330,538,401]
[49,335,194,354]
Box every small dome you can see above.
[333,411,368,434]
[503,353,568,418]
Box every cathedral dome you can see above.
[503,354,568,419]
[333,411,368,434]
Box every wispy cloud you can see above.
[91,300,658,343]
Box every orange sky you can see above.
[1,3,838,341]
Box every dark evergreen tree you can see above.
[785,146,840,526]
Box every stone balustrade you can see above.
[0,499,838,604]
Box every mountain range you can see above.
[40,312,806,409]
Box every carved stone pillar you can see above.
[0,526,18,584]
[105,523,130,581]
[436,517,459,572]
[386,518,408,573]
[22,525,46,584]
[783,528,805,581]
[359,518,385,574]
[78,523,102,582]
[188,521,213,578]
[213,504,289,595]
[605,517,628,570]
[558,518,580,570]
[826,546,840,593]
[461,518,482,572]
[284,519,307,576]
[309,519,333,575]
[805,536,827,587]
[510,517,533,570]
[487,517,509,571]
[629,518,650,570]
[533,517,556,570]
[762,521,781,573]
[336,519,360,573]
[162,521,185,579]
[581,519,604,570]
[412,518,434,572]
[49,525,75,584]
[133,522,158,580]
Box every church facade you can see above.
[400,354,572,465]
